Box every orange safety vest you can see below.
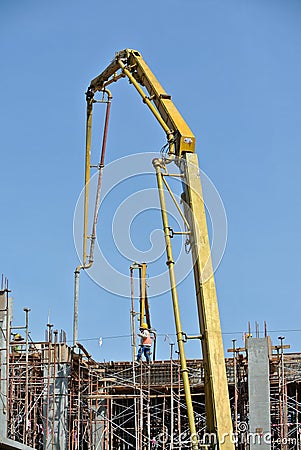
[142,330,152,346]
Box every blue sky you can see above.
[1,0,301,361]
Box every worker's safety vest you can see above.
[143,330,152,346]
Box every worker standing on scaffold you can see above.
[137,323,153,363]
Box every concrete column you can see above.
[92,399,106,449]
[43,362,70,450]
[248,337,271,449]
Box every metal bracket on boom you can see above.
[182,332,203,343]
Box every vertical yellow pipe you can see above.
[73,94,94,347]
[140,263,147,326]
[130,267,137,361]
[83,96,94,265]
[153,158,199,450]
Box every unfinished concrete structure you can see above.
[247,338,271,449]
[1,292,301,450]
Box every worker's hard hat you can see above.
[140,323,148,329]
[14,333,22,340]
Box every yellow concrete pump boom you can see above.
[88,49,195,157]
[87,49,234,449]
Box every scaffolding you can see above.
[1,296,301,449]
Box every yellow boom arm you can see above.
[88,49,195,157]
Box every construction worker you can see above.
[12,333,23,353]
[137,323,153,363]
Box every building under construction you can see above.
[1,288,301,450]
[1,49,299,450]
